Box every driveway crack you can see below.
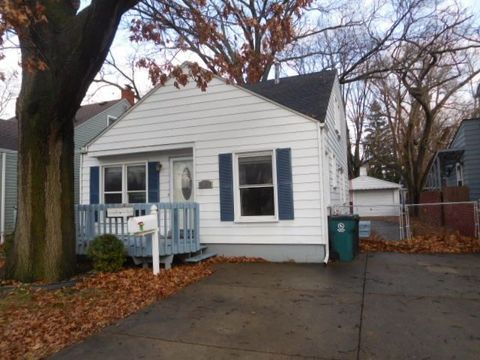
[357,253,369,360]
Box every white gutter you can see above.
[1,152,6,244]
[316,123,329,264]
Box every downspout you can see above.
[79,147,88,205]
[1,152,6,244]
[317,123,329,264]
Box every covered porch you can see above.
[75,202,203,262]
[425,149,465,190]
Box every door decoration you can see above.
[181,167,192,200]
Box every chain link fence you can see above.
[404,201,480,240]
[329,204,406,241]
[329,200,480,244]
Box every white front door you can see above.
[171,158,194,203]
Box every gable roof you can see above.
[448,117,479,148]
[0,99,124,151]
[242,70,337,122]
[74,99,123,126]
[351,175,401,191]
[0,118,18,151]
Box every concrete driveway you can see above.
[53,253,480,359]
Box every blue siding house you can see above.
[425,118,480,201]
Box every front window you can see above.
[236,152,276,220]
[127,165,146,203]
[103,164,147,204]
[104,166,123,204]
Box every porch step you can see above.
[184,252,217,263]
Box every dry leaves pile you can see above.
[206,255,267,264]
[0,256,267,360]
[361,232,480,254]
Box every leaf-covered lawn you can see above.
[361,232,480,253]
[0,263,213,359]
[0,256,267,360]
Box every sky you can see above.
[0,0,479,119]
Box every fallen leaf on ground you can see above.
[361,232,480,254]
[0,255,266,360]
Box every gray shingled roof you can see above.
[242,70,337,122]
[0,99,123,151]
[74,99,122,126]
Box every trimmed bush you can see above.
[87,234,126,272]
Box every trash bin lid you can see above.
[329,214,359,220]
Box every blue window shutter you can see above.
[219,153,234,221]
[148,162,160,203]
[276,148,294,220]
[90,166,100,204]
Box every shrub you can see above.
[87,234,126,272]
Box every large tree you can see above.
[131,0,358,84]
[1,0,139,282]
[368,2,480,203]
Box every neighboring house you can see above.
[73,98,132,203]
[0,94,132,243]
[350,167,402,217]
[0,119,18,244]
[425,118,480,201]
[79,68,349,263]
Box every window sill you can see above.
[234,217,279,224]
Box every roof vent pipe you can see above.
[274,61,280,84]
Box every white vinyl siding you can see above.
[81,78,327,246]
[323,79,349,206]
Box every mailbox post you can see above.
[127,205,160,275]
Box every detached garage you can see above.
[350,168,402,217]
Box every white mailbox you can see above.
[127,205,161,275]
[127,214,158,235]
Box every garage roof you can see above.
[351,175,401,191]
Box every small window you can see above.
[455,162,464,186]
[107,115,117,126]
[236,152,276,219]
[127,165,146,203]
[104,166,122,204]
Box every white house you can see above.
[350,167,402,217]
[79,67,349,263]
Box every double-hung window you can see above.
[103,164,147,204]
[235,151,276,221]
[104,166,123,204]
[127,165,146,203]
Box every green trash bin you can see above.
[328,215,360,262]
